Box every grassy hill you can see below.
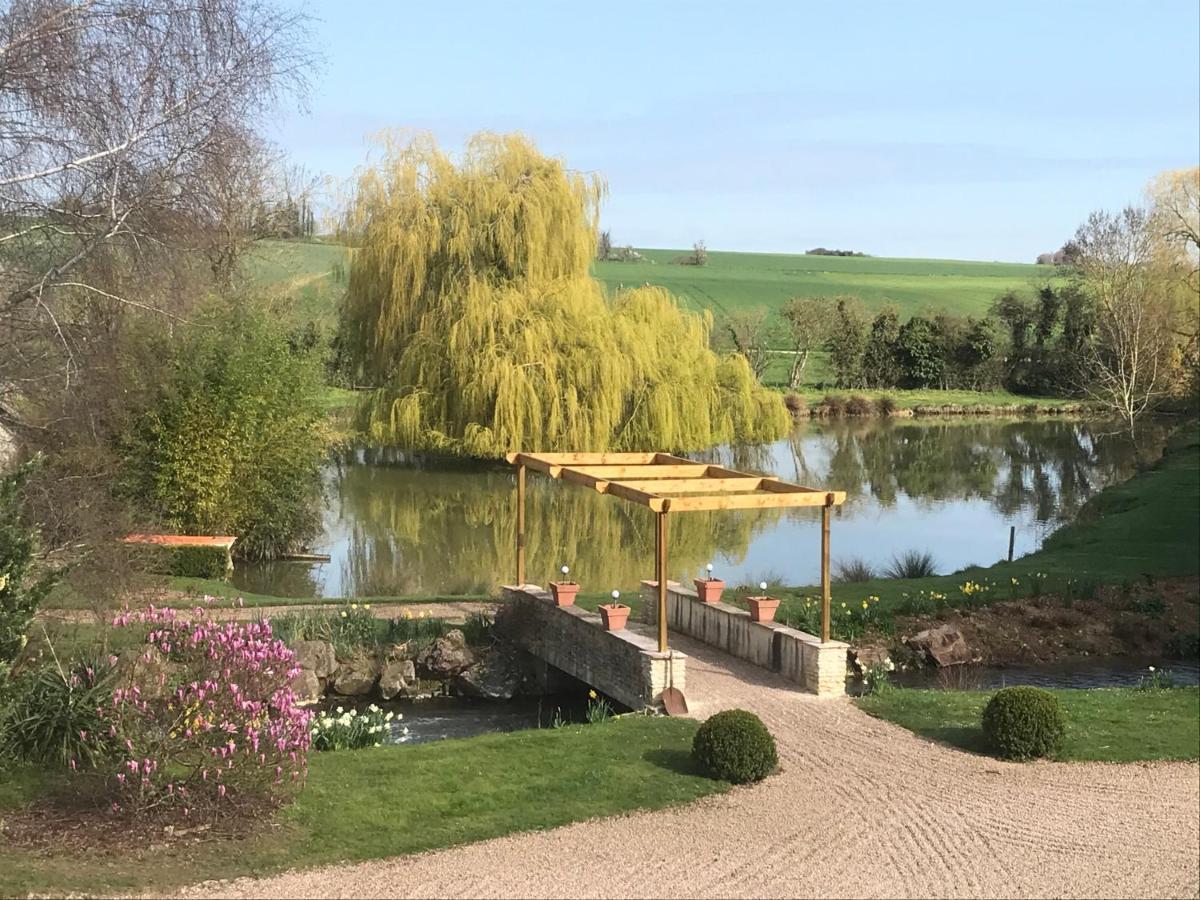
[250,241,1050,331]
[594,248,1051,322]
[245,239,350,327]
[246,241,1057,392]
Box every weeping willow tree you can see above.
[339,132,788,456]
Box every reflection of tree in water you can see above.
[330,452,781,595]
[261,420,1167,597]
[780,418,1168,523]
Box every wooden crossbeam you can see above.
[506,452,657,465]
[662,490,846,512]
[555,467,666,510]
[759,480,837,496]
[614,477,765,495]
[555,463,708,480]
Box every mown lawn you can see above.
[857,686,1200,762]
[0,716,724,897]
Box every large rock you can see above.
[291,640,336,680]
[331,655,379,695]
[907,624,973,667]
[379,659,416,700]
[422,630,475,677]
[453,652,522,700]
[290,668,323,704]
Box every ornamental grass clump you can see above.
[0,656,117,768]
[981,686,1066,760]
[97,602,312,816]
[691,709,778,784]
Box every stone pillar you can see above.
[803,639,850,697]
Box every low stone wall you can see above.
[497,585,686,711]
[641,581,847,697]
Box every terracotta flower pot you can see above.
[598,603,631,631]
[549,581,579,607]
[747,596,780,623]
[693,577,725,604]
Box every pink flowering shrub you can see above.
[98,600,311,816]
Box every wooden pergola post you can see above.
[516,463,526,586]
[655,510,668,652]
[821,497,832,643]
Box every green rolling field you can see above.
[246,241,1055,390]
[594,248,1052,322]
[250,241,1050,329]
[245,239,350,327]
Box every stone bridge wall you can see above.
[641,581,847,697]
[497,585,686,711]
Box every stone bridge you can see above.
[497,582,847,711]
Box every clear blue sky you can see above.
[273,0,1200,262]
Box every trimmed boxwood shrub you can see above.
[141,544,231,580]
[982,686,1066,760]
[691,709,778,784]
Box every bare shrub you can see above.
[835,557,876,583]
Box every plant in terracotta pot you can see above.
[599,590,631,631]
[549,565,579,606]
[746,581,780,623]
[694,562,725,604]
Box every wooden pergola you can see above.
[504,452,847,651]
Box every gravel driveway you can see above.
[180,634,1200,899]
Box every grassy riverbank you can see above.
[0,716,723,897]
[761,423,1200,631]
[857,686,1200,762]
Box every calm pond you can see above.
[234,417,1170,599]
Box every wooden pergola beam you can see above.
[554,463,709,480]
[613,477,765,495]
[506,452,657,465]
[662,491,845,512]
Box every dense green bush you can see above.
[982,686,1066,760]
[691,709,778,784]
[144,545,231,579]
[118,299,326,560]
[0,459,59,681]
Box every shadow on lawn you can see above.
[911,725,992,756]
[642,748,708,777]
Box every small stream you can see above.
[320,694,594,745]
[319,659,1198,744]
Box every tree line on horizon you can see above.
[714,167,1199,434]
